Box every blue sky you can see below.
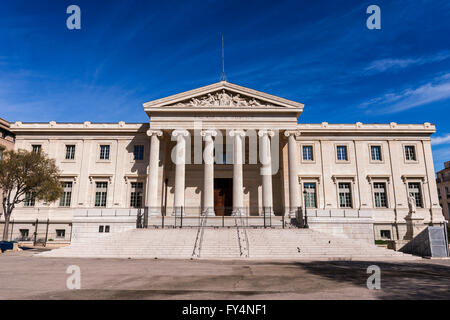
[0,0,449,170]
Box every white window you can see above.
[19,229,29,240]
[24,192,35,207]
[56,229,66,239]
[338,183,352,208]
[371,146,382,161]
[95,182,108,207]
[303,183,317,208]
[336,146,348,161]
[98,225,110,233]
[380,230,391,239]
[302,146,314,161]
[130,182,143,208]
[65,145,76,160]
[32,145,41,153]
[404,145,416,161]
[99,145,110,160]
[374,182,387,208]
[59,182,73,207]
[408,182,423,208]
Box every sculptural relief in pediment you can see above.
[166,90,277,108]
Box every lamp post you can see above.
[303,190,309,228]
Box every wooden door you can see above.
[214,179,233,216]
[214,188,226,216]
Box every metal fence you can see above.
[2,219,72,246]
[137,206,308,229]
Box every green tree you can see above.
[0,150,63,241]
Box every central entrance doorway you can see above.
[214,178,233,216]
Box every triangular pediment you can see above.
[143,81,304,111]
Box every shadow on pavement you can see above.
[295,260,450,300]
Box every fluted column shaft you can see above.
[172,130,189,216]
[146,130,163,216]
[258,130,274,216]
[201,130,217,216]
[230,130,246,216]
[285,131,301,218]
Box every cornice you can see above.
[298,122,436,135]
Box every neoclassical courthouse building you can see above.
[1,81,445,244]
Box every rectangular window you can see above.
[24,192,35,207]
[133,145,144,161]
[303,183,317,208]
[338,182,352,208]
[404,145,416,161]
[374,182,388,208]
[380,230,391,239]
[59,182,73,207]
[56,229,66,239]
[95,182,108,207]
[130,182,143,208]
[302,146,314,161]
[371,146,382,161]
[446,187,449,196]
[65,145,76,160]
[0,148,3,161]
[408,182,423,208]
[336,146,348,161]
[99,145,110,160]
[19,229,29,240]
[32,145,41,153]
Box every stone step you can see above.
[39,228,419,260]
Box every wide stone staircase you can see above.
[39,229,199,259]
[38,226,419,260]
[246,229,418,260]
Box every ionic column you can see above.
[172,130,190,216]
[201,130,217,216]
[146,130,163,216]
[258,129,275,216]
[285,131,301,218]
[230,130,246,216]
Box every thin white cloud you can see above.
[432,134,450,146]
[361,73,450,113]
[365,51,450,73]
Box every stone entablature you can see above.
[11,121,147,133]
[0,118,15,149]
[298,122,435,134]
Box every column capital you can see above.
[146,130,163,137]
[172,129,190,137]
[284,130,301,138]
[258,129,275,137]
[201,129,218,138]
[229,129,246,137]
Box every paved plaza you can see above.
[1,250,449,300]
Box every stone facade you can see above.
[437,161,450,220]
[0,81,446,244]
[0,118,15,219]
